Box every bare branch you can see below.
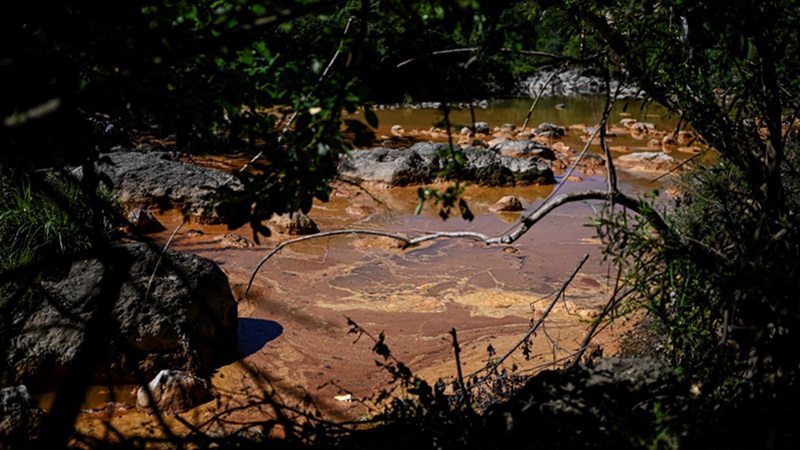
[568,269,636,368]
[600,66,620,194]
[396,47,583,68]
[449,328,471,409]
[482,253,590,379]
[521,65,567,130]
[145,216,188,300]
[396,48,479,67]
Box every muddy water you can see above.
[368,97,675,135]
[70,98,681,441]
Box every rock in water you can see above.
[137,370,212,413]
[220,233,255,248]
[615,152,678,173]
[390,124,405,136]
[533,122,565,138]
[474,121,491,134]
[268,212,320,235]
[127,208,166,234]
[489,139,556,160]
[489,196,524,212]
[81,151,242,222]
[339,143,555,187]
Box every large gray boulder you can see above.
[338,146,434,186]
[88,151,241,221]
[462,147,554,185]
[523,68,641,98]
[339,142,554,187]
[2,241,238,390]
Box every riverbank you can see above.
[30,98,689,444]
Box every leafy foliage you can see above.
[567,0,800,391]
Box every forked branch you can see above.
[242,189,667,296]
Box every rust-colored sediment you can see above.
[72,177,642,442]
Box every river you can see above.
[68,96,689,441]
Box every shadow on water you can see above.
[237,318,283,357]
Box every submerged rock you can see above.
[220,233,255,248]
[268,212,320,235]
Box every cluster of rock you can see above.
[371,100,490,110]
[522,68,642,98]
[349,114,691,189]
[339,142,555,187]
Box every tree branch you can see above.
[243,189,671,296]
[521,64,566,130]
[234,15,356,176]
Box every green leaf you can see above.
[252,4,267,16]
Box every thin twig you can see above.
[521,65,566,130]
[568,272,636,368]
[650,150,705,183]
[482,253,589,379]
[600,66,620,194]
[145,216,187,299]
[449,328,471,409]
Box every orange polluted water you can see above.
[70,99,681,442]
